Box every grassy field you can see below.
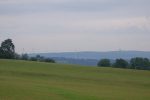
[0,59,150,100]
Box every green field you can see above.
[0,59,150,100]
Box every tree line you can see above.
[0,39,55,63]
[97,58,150,70]
[20,54,55,63]
[0,39,150,70]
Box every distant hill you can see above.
[30,51,150,66]
[52,57,99,66]
[30,51,150,60]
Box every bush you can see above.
[44,58,55,63]
[113,58,128,68]
[30,57,37,61]
[21,54,29,60]
[97,59,111,67]
[130,57,150,70]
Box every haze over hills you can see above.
[30,51,150,60]
[30,51,150,66]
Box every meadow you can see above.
[0,59,150,100]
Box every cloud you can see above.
[0,0,150,52]
[7,30,150,53]
[0,0,149,16]
[0,12,149,35]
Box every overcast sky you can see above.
[0,0,150,53]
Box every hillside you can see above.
[0,59,150,100]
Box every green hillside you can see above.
[0,59,150,100]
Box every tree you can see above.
[21,54,29,60]
[30,57,37,61]
[44,58,55,63]
[14,53,21,60]
[35,55,44,61]
[130,57,150,70]
[29,55,55,63]
[113,58,128,68]
[0,39,15,59]
[97,59,111,67]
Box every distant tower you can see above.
[22,48,25,54]
[119,48,122,52]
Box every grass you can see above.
[0,59,150,100]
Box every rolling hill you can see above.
[30,51,150,60]
[30,51,150,66]
[0,59,150,100]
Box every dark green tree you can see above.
[14,53,21,60]
[113,58,128,68]
[0,39,15,59]
[30,57,37,61]
[21,54,29,60]
[130,57,150,70]
[35,55,44,61]
[44,58,55,63]
[97,59,111,67]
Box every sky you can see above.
[0,0,150,53]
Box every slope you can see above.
[0,59,150,100]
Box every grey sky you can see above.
[0,0,150,53]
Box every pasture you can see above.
[0,59,150,100]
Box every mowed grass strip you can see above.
[0,59,150,100]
